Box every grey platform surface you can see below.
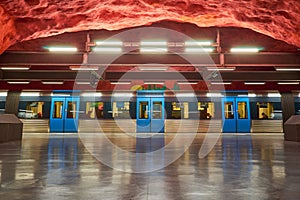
[0,133,299,200]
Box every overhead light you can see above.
[206,93,223,97]
[95,40,123,46]
[275,68,300,71]
[7,81,30,84]
[185,47,214,53]
[46,47,78,52]
[42,81,64,85]
[81,92,102,97]
[268,93,281,97]
[140,41,167,46]
[177,82,198,85]
[230,47,261,53]
[144,82,164,84]
[211,82,232,85]
[20,92,40,96]
[248,93,257,97]
[277,82,299,85]
[176,93,196,97]
[92,47,122,53]
[244,82,266,85]
[185,41,213,46]
[76,81,90,85]
[1,67,30,70]
[111,82,131,85]
[140,47,168,53]
[139,66,168,71]
[207,67,235,71]
[112,93,133,97]
[0,92,8,97]
[69,66,98,71]
[51,93,70,97]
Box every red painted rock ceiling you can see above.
[0,0,299,54]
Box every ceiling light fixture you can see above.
[139,67,168,71]
[95,40,123,46]
[267,93,281,97]
[1,67,30,70]
[207,67,235,71]
[275,68,300,71]
[177,82,198,85]
[230,47,261,53]
[69,66,98,71]
[76,82,90,85]
[42,81,64,85]
[46,47,78,52]
[277,82,299,85]
[110,82,131,85]
[20,92,40,97]
[140,47,168,53]
[144,82,164,85]
[211,82,232,85]
[244,82,266,85]
[0,92,8,97]
[140,41,167,46]
[7,81,30,84]
[81,92,102,97]
[206,93,223,97]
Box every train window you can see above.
[53,101,63,119]
[224,102,234,119]
[18,101,44,119]
[152,101,162,119]
[257,102,274,119]
[237,102,248,119]
[66,101,77,119]
[198,102,215,119]
[0,101,5,114]
[171,102,189,119]
[112,101,130,118]
[86,102,104,119]
[139,101,148,119]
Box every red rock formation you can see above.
[0,0,299,53]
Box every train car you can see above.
[3,90,298,134]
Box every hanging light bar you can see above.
[81,92,102,97]
[42,81,64,85]
[140,41,168,53]
[140,41,167,46]
[1,67,30,70]
[275,68,300,71]
[230,47,261,53]
[95,40,123,46]
[277,82,299,85]
[177,82,198,85]
[110,82,131,85]
[69,66,98,71]
[211,82,232,85]
[185,41,213,46]
[244,82,266,85]
[7,81,30,84]
[46,47,78,52]
[207,67,235,71]
[139,66,168,71]
[20,92,40,96]
[144,81,164,84]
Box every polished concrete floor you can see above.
[0,133,299,200]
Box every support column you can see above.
[281,92,295,131]
[5,91,21,116]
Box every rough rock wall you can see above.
[0,0,299,53]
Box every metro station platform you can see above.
[0,133,299,200]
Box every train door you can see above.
[136,91,165,133]
[50,97,80,133]
[222,97,250,133]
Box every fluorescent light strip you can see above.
[112,93,133,97]
[92,47,122,53]
[248,93,257,97]
[140,41,167,46]
[95,41,123,46]
[277,82,299,85]
[20,92,40,97]
[76,82,90,85]
[144,82,164,84]
[185,41,212,46]
[111,82,131,85]
[177,82,198,85]
[176,93,196,97]
[1,67,30,70]
[267,93,281,97]
[51,93,70,97]
[48,47,78,52]
[42,81,64,85]
[70,67,98,71]
[140,47,168,53]
[230,47,260,53]
[0,92,8,97]
[207,67,235,71]
[139,67,168,71]
[7,81,30,84]
[185,47,214,53]
[211,82,232,85]
[275,68,300,71]
[206,93,223,97]
[81,92,102,97]
[244,82,265,85]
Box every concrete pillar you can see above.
[281,92,295,131]
[5,91,21,116]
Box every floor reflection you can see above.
[0,133,299,200]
